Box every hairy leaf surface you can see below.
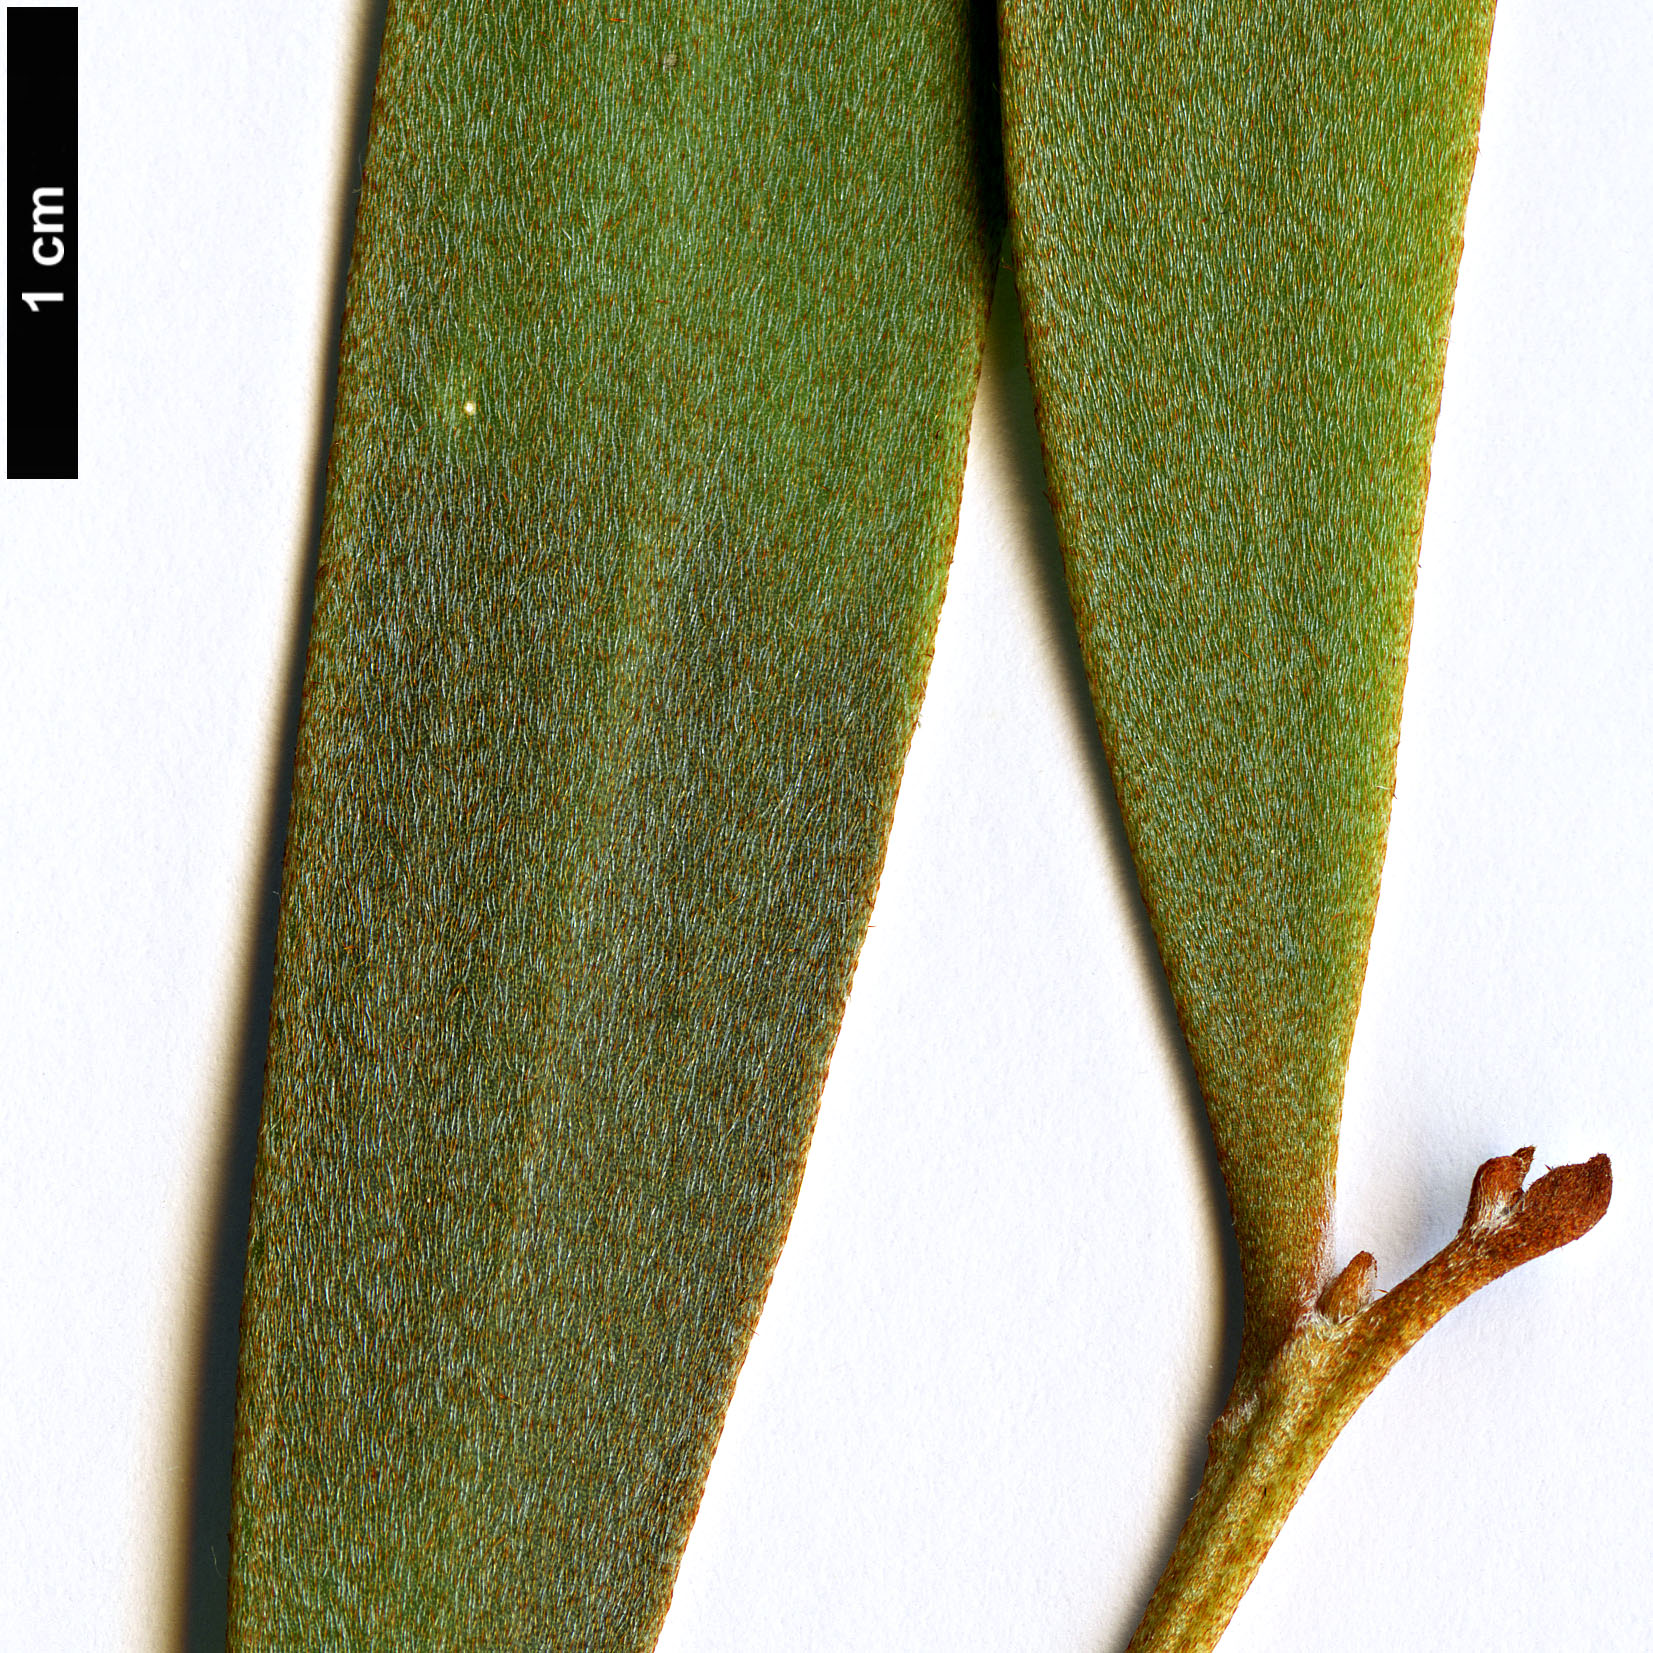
[1001,6,1610,1648]
[227,3,1001,1646]
[1001,0,1497,1380]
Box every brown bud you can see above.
[1319,1250,1377,1323]
[1461,1146,1535,1233]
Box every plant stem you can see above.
[1127,1148,1611,1653]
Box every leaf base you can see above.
[1126,1147,1611,1653]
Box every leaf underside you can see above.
[1004,5,1608,1649]
[229,4,1612,1650]
[1001,0,1499,1383]
[227,3,1001,1647]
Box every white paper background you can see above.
[2,3,1648,1650]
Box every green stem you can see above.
[1127,1148,1612,1653]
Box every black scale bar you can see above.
[8,6,78,480]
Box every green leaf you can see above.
[1003,0,1499,1378]
[226,3,1001,1646]
[1000,2,1609,1645]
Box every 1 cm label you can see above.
[21,185,67,312]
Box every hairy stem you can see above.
[1128,1148,1612,1653]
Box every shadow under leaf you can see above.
[171,5,389,1648]
[979,258,1245,1651]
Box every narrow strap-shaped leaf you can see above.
[1002,3,1609,1645]
[227,2,1001,1646]
[1002,0,1495,1386]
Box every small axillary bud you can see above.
[1318,1250,1377,1323]
[1461,1145,1535,1235]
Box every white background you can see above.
[2,3,1648,1650]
